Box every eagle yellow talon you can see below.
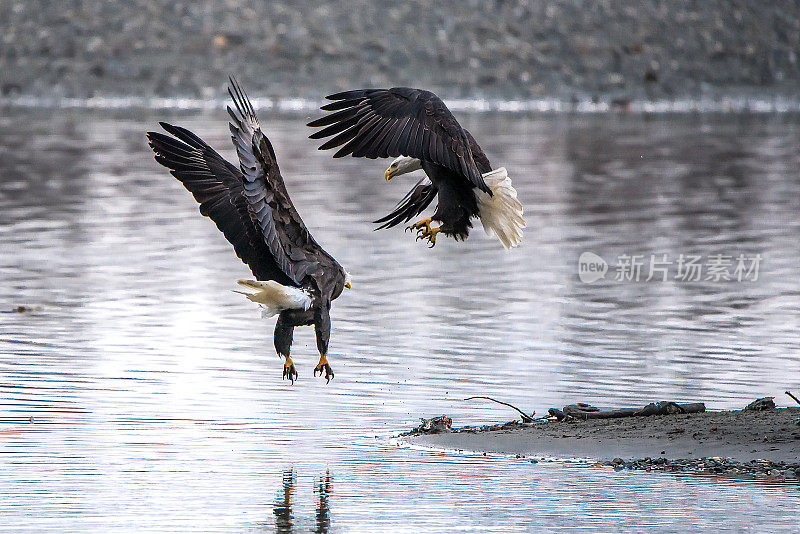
[407,218,441,247]
[282,355,298,383]
[424,227,441,247]
[407,217,433,234]
[314,354,334,383]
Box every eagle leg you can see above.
[282,355,298,383]
[313,306,334,383]
[314,354,334,383]
[275,315,298,383]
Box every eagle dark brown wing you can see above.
[226,78,345,299]
[464,129,492,175]
[308,87,491,194]
[373,177,438,230]
[147,78,346,300]
[147,123,293,285]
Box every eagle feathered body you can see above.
[147,78,347,381]
[308,87,523,246]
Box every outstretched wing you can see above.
[308,87,491,194]
[147,123,293,285]
[225,77,344,294]
[373,177,438,230]
[464,129,492,175]
[147,78,344,294]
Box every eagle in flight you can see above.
[308,88,525,248]
[147,78,350,383]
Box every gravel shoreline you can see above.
[2,1,799,102]
[596,457,800,483]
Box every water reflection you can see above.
[269,470,331,534]
[314,472,332,534]
[273,470,295,533]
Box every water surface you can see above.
[1,109,799,532]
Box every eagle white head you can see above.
[384,156,423,180]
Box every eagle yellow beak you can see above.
[345,281,351,290]
[384,167,394,181]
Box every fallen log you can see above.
[549,401,706,421]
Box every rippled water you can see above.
[1,109,800,532]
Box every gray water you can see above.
[1,109,799,532]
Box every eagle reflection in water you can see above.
[272,469,332,533]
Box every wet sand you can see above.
[403,408,800,465]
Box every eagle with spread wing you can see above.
[308,88,525,248]
[147,78,350,383]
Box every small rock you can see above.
[14,305,42,313]
[213,34,228,48]
[744,397,775,411]
[407,415,452,435]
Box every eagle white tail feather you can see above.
[475,167,525,249]
[236,279,312,318]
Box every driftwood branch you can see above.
[464,396,535,423]
[786,391,800,406]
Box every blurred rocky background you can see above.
[1,0,799,102]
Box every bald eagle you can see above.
[307,88,525,248]
[147,78,350,383]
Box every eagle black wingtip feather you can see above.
[325,89,370,101]
[146,130,174,149]
[227,76,256,120]
[228,75,245,104]
[319,100,355,111]
[324,91,350,101]
[158,122,186,138]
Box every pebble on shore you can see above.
[597,457,800,483]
